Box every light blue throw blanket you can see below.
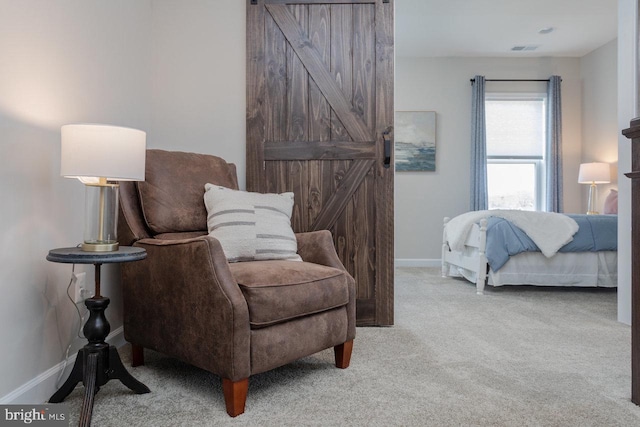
[486,214,617,272]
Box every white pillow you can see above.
[203,184,302,262]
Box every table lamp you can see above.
[578,162,610,215]
[61,124,146,251]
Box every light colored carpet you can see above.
[64,268,640,426]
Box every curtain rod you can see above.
[470,78,556,85]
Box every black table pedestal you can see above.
[49,296,150,426]
[45,247,149,427]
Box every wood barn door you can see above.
[246,0,394,325]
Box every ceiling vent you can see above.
[511,45,539,51]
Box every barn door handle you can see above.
[382,127,393,168]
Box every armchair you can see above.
[118,149,355,416]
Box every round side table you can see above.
[46,246,149,427]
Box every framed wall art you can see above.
[395,111,436,172]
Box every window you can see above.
[485,93,547,211]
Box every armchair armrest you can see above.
[122,235,251,380]
[296,230,356,341]
[295,230,348,272]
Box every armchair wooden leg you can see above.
[222,378,248,417]
[131,344,144,367]
[334,340,354,369]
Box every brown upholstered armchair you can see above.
[117,149,355,417]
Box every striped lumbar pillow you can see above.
[203,184,302,262]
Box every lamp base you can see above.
[82,242,119,252]
[83,182,120,252]
[586,183,599,216]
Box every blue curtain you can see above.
[546,75,563,212]
[470,75,488,211]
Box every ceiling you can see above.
[395,0,618,58]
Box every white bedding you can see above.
[442,214,617,294]
[444,209,578,257]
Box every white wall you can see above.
[149,0,247,187]
[0,0,152,401]
[617,0,637,325]
[395,56,584,261]
[580,40,619,214]
[0,0,246,403]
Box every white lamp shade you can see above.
[578,162,610,184]
[61,124,146,181]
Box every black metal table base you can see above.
[48,296,149,427]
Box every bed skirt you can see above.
[445,251,617,289]
[488,251,617,287]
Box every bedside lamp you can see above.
[61,124,146,251]
[578,162,610,215]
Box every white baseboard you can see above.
[395,259,441,268]
[0,326,126,404]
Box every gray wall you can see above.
[149,0,247,187]
[0,0,246,403]
[0,0,153,402]
[394,56,585,262]
[580,40,619,214]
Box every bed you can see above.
[441,210,617,294]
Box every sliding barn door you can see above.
[246,0,394,325]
